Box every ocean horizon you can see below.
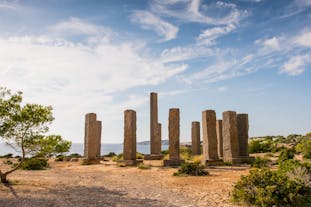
[0,143,169,156]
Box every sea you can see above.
[0,143,168,156]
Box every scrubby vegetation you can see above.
[20,158,49,170]
[174,162,209,176]
[232,136,311,207]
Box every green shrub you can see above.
[180,146,192,161]
[174,162,208,176]
[296,139,311,159]
[0,153,13,158]
[249,139,278,153]
[161,149,169,155]
[251,157,271,168]
[21,158,49,170]
[136,152,144,159]
[69,153,82,158]
[231,168,311,206]
[278,148,295,163]
[112,153,123,161]
[104,152,117,157]
[138,163,151,170]
[55,155,65,161]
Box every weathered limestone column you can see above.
[191,121,201,155]
[202,110,219,164]
[84,113,102,163]
[237,114,249,157]
[216,120,223,158]
[222,111,240,164]
[122,110,137,165]
[164,108,184,166]
[144,92,164,160]
[150,92,161,154]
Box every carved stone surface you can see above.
[216,120,223,158]
[84,113,101,161]
[123,110,136,161]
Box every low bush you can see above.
[174,162,208,176]
[251,157,271,168]
[136,152,144,159]
[231,168,311,206]
[296,138,311,159]
[137,163,151,170]
[68,153,82,158]
[55,155,65,161]
[112,153,123,161]
[180,147,192,161]
[21,158,49,170]
[278,148,295,163]
[248,139,278,153]
[0,153,13,158]
[104,152,117,157]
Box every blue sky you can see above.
[0,0,310,143]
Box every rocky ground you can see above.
[0,159,249,207]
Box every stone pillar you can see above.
[222,111,240,164]
[237,114,249,157]
[164,108,184,166]
[191,121,201,155]
[216,120,223,158]
[144,92,164,160]
[150,92,161,154]
[202,110,219,163]
[123,110,137,164]
[84,113,101,163]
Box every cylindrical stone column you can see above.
[169,108,180,161]
[150,92,161,154]
[84,113,99,160]
[216,120,223,158]
[191,121,201,155]
[237,114,249,157]
[202,110,218,161]
[95,120,102,158]
[123,110,137,161]
[222,111,239,163]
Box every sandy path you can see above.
[0,159,248,207]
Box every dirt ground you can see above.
[0,159,249,207]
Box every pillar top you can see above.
[124,109,136,113]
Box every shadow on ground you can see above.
[0,185,178,207]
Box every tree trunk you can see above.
[0,172,8,184]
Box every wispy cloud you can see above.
[280,54,311,76]
[197,24,236,45]
[150,0,246,25]
[131,10,178,41]
[294,30,311,48]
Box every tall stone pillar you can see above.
[222,111,240,164]
[216,120,223,158]
[122,110,137,165]
[150,92,161,154]
[202,110,219,164]
[237,114,249,157]
[144,92,163,160]
[191,121,201,155]
[164,108,184,166]
[84,113,101,164]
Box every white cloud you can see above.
[197,24,236,45]
[280,54,311,76]
[294,31,311,47]
[0,18,187,141]
[151,0,246,26]
[255,36,281,52]
[131,10,179,41]
[294,0,311,7]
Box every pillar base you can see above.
[144,154,164,160]
[163,159,185,167]
[117,159,143,166]
[82,158,101,165]
[202,159,224,166]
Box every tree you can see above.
[0,87,54,183]
[33,135,71,158]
